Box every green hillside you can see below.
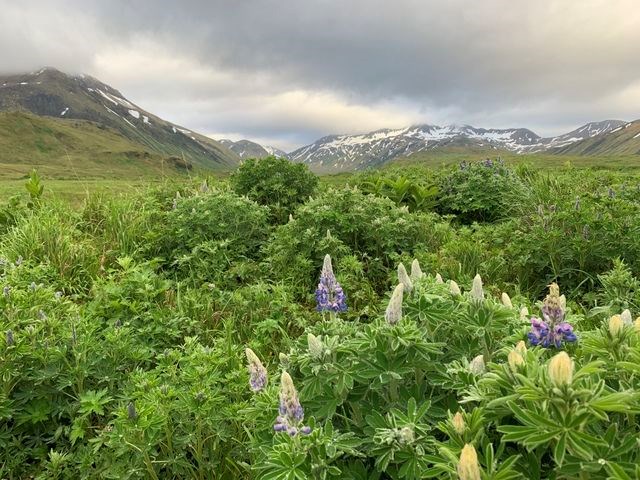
[553,120,640,155]
[0,111,195,180]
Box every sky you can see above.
[1,0,639,151]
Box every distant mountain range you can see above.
[219,139,288,159]
[0,67,238,171]
[1,67,639,176]
[290,120,640,172]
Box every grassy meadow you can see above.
[2,156,640,478]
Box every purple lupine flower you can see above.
[527,283,577,348]
[245,348,268,392]
[315,254,347,313]
[274,372,311,436]
[6,330,14,346]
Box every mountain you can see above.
[290,121,628,172]
[0,67,239,171]
[550,120,640,156]
[219,139,288,159]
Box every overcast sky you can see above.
[1,0,639,151]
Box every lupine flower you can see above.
[452,412,466,435]
[15,256,23,266]
[457,444,481,480]
[307,333,324,359]
[470,274,484,301]
[515,340,527,356]
[245,348,268,392]
[469,354,485,375]
[385,284,404,325]
[288,213,294,222]
[3,286,10,299]
[548,351,573,387]
[508,350,524,372]
[501,292,513,308]
[397,263,413,293]
[54,291,63,300]
[450,280,461,296]
[527,283,577,348]
[315,254,347,313]
[6,330,14,346]
[29,282,37,292]
[621,309,633,325]
[634,317,640,332]
[609,315,623,337]
[127,401,138,420]
[519,306,529,320]
[37,310,47,320]
[397,426,414,444]
[274,372,311,436]
[574,197,580,210]
[278,352,290,366]
[410,259,423,281]
[199,180,209,193]
[435,273,444,284]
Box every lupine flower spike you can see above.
[435,273,444,284]
[548,351,573,387]
[469,354,485,375]
[457,444,481,480]
[397,263,413,293]
[527,283,577,348]
[470,274,484,301]
[621,309,633,325]
[452,412,466,435]
[385,284,404,325]
[450,280,461,296]
[608,315,623,337]
[245,348,268,392]
[315,254,347,314]
[307,333,324,359]
[501,292,513,308]
[410,259,423,282]
[274,372,311,436]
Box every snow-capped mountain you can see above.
[219,139,288,159]
[290,121,627,171]
[0,67,239,169]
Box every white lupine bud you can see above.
[288,214,294,222]
[501,292,513,308]
[397,263,413,293]
[385,284,404,325]
[307,333,324,359]
[469,354,485,375]
[548,351,573,387]
[519,306,529,320]
[457,444,481,480]
[322,254,334,278]
[621,309,633,325]
[609,315,623,337]
[559,294,567,310]
[435,273,444,284]
[508,350,524,372]
[450,280,461,296]
[470,274,484,301]
[452,412,466,435]
[410,259,423,281]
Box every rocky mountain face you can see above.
[0,67,239,169]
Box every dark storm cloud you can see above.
[1,0,639,149]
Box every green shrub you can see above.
[231,157,318,223]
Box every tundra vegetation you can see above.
[2,160,640,479]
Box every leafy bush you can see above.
[231,157,319,223]
[436,160,525,223]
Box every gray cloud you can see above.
[1,0,639,150]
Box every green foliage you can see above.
[436,160,525,223]
[231,157,319,223]
[359,174,439,212]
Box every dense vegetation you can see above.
[2,159,640,479]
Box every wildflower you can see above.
[37,310,47,320]
[54,291,63,300]
[608,315,623,337]
[457,444,481,480]
[515,340,527,356]
[15,256,23,266]
[29,282,37,292]
[452,412,466,435]
[127,401,138,420]
[435,273,444,284]
[621,309,633,325]
[508,350,524,372]
[450,280,461,296]
[6,330,14,346]
[274,372,311,436]
[574,197,580,210]
[527,283,576,348]
[397,263,413,293]
[278,352,290,366]
[199,180,209,193]
[3,286,10,299]
[469,354,485,375]
[410,259,423,281]
[385,284,404,325]
[548,351,573,387]
[519,306,529,320]
[307,333,324,359]
[397,426,414,444]
[245,348,268,392]
[470,274,484,301]
[315,254,347,313]
[501,292,513,308]
[635,317,640,333]
[288,213,294,222]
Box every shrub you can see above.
[231,157,318,223]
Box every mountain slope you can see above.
[219,139,288,159]
[0,67,239,170]
[551,120,640,155]
[291,121,628,172]
[0,111,197,179]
